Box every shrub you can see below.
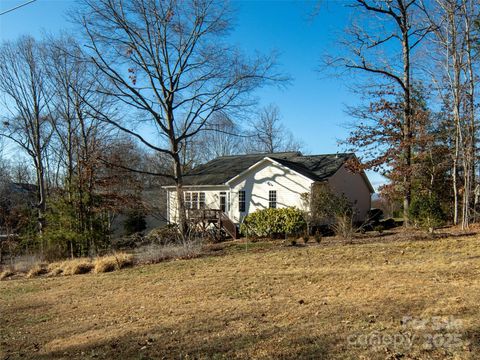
[123,210,147,235]
[301,183,353,226]
[94,253,134,273]
[301,184,357,240]
[135,242,202,264]
[42,195,111,258]
[373,225,384,233]
[409,195,445,231]
[112,233,143,250]
[240,207,306,238]
[314,231,322,244]
[302,234,309,244]
[332,213,355,243]
[290,239,297,246]
[145,225,180,245]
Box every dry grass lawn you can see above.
[1,232,480,359]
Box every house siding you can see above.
[166,159,373,226]
[167,186,229,224]
[228,160,314,223]
[328,164,372,221]
[166,162,313,224]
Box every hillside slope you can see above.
[1,236,480,359]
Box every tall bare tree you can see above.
[327,0,432,225]
[42,35,120,253]
[246,104,302,154]
[77,0,283,235]
[461,0,478,227]
[192,112,243,164]
[424,0,479,228]
[0,36,53,233]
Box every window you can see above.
[220,192,227,212]
[192,192,198,209]
[239,190,246,212]
[269,190,277,209]
[184,192,205,209]
[185,192,192,209]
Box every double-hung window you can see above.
[184,192,205,209]
[239,190,246,212]
[185,192,192,209]
[199,192,205,208]
[268,190,277,209]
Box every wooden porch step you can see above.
[187,209,238,239]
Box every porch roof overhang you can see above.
[162,184,230,190]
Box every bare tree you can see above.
[326,0,432,225]
[0,139,7,179]
[460,0,477,227]
[9,160,34,184]
[76,0,284,235]
[41,35,123,254]
[189,112,243,165]
[0,36,53,233]
[423,0,479,228]
[245,104,302,154]
[0,140,10,191]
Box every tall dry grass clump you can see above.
[47,261,65,276]
[27,264,48,278]
[333,214,356,244]
[94,253,134,273]
[61,258,94,275]
[0,269,15,280]
[2,253,135,279]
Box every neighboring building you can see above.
[0,182,37,238]
[110,187,167,238]
[164,152,374,233]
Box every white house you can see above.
[164,152,374,236]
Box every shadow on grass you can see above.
[464,328,480,354]
[26,319,334,359]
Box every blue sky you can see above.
[0,0,385,189]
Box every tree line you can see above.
[326,0,480,230]
[2,0,478,261]
[0,0,300,260]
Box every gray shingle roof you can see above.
[271,153,354,181]
[182,152,301,186]
[182,152,355,186]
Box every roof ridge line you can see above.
[216,151,302,159]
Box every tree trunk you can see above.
[453,130,459,225]
[172,149,188,238]
[34,119,47,234]
[464,0,475,226]
[448,5,462,227]
[401,11,412,227]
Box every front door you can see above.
[220,192,227,213]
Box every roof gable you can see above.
[180,152,358,186]
[182,152,301,186]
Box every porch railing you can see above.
[186,208,237,239]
